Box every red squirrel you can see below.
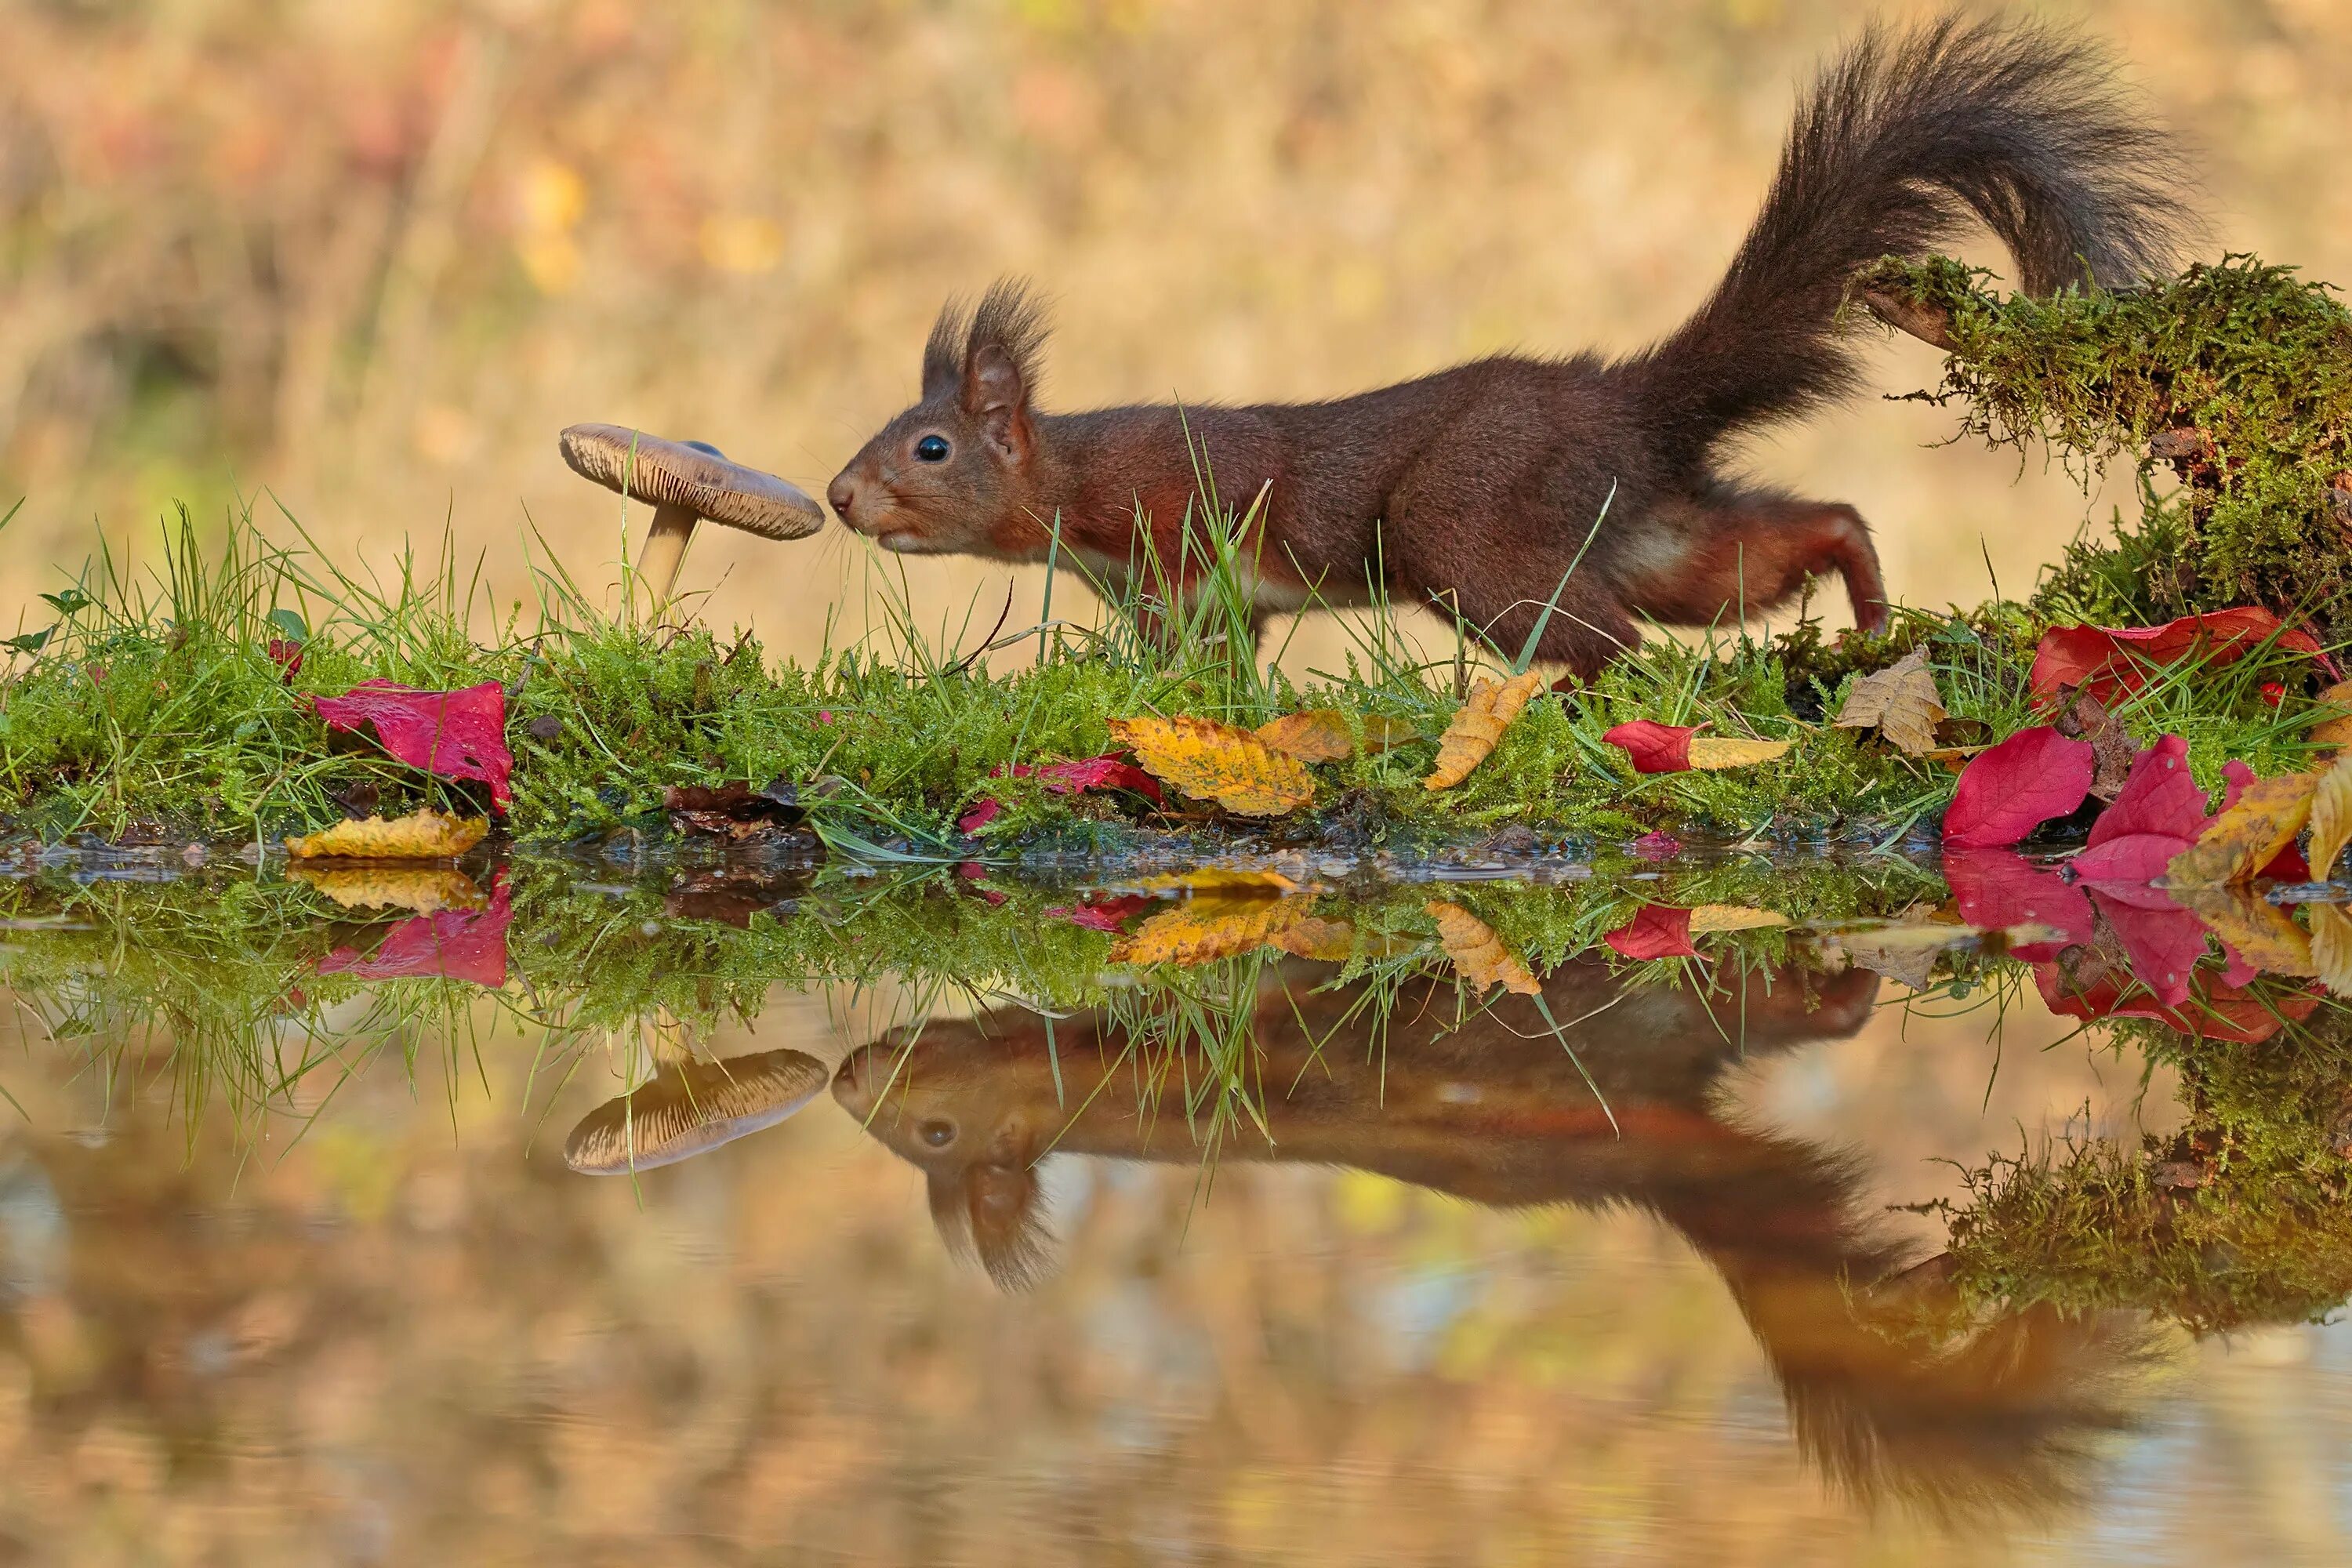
[826,18,2190,677]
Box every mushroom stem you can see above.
[634,502,701,621]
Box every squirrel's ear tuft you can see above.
[922,296,971,401]
[927,1159,1055,1291]
[959,279,1048,463]
[961,278,1050,408]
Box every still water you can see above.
[0,848,2347,1565]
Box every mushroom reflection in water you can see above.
[564,1047,829,1174]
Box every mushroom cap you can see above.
[558,423,826,541]
[564,1047,829,1174]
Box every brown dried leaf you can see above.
[1256,710,1415,763]
[289,866,487,915]
[1836,920,1969,993]
[1254,710,1356,763]
[2311,680,2352,751]
[1109,896,1310,966]
[285,808,488,860]
[2052,686,2136,802]
[1265,914,1358,961]
[1686,904,1790,934]
[2308,902,2352,998]
[2166,771,2318,887]
[2171,885,2316,977]
[2311,753,2352,882]
[1684,737,1793,771]
[1424,671,1546,790]
[1106,716,1316,818]
[1425,899,1541,995]
[1832,648,1946,756]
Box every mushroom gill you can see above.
[564,1047,829,1174]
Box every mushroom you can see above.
[557,423,825,621]
[564,1047,830,1174]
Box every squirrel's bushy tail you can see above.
[1635,16,2196,466]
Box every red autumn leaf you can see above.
[317,876,510,986]
[1605,903,1697,959]
[1603,720,1698,774]
[1046,895,1156,933]
[953,860,1010,905]
[2071,736,2310,883]
[2087,735,2205,847]
[957,753,1164,834]
[2263,843,2312,882]
[1631,831,1682,861]
[1943,727,2095,848]
[2029,608,2323,706]
[2071,832,2192,886]
[1030,755,1164,804]
[2034,967,2317,1045]
[2086,889,2209,1007]
[313,680,513,811]
[266,636,304,681]
[1942,848,2093,961]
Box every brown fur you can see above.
[827,17,2192,677]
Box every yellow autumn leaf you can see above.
[1425,899,1541,995]
[1425,670,1547,790]
[289,866,487,915]
[2310,680,2352,751]
[1129,868,1301,896]
[1254,710,1357,763]
[1109,896,1311,966]
[1266,914,1358,961]
[1832,647,1946,756]
[2308,902,2352,998]
[1106,715,1316,817]
[1686,904,1790,934]
[2310,753,2352,882]
[285,808,488,860]
[2171,886,2316,977]
[2165,771,2318,887]
[1685,737,1794,770]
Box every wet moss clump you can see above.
[1940,1000,2352,1334]
[1858,254,2352,634]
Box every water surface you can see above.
[0,847,2345,1565]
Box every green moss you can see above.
[1941,995,2352,1334]
[1860,253,2352,634]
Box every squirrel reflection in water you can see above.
[833,958,2159,1519]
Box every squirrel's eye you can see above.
[918,1118,957,1148]
[914,434,951,463]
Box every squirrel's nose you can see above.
[826,474,859,521]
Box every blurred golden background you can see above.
[5,0,2349,669]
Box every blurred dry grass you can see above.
[4,0,2350,673]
